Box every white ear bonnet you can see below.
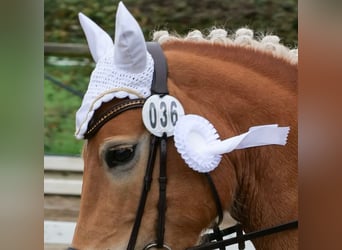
[75,2,154,139]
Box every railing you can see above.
[44,42,85,195]
[45,42,86,249]
[44,155,82,248]
[44,155,83,196]
[44,42,89,57]
[44,42,89,99]
[44,43,85,195]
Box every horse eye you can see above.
[104,145,137,168]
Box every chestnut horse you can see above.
[71,3,297,250]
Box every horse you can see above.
[70,2,297,249]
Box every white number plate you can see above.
[142,95,185,137]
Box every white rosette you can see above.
[174,115,222,173]
[174,114,290,173]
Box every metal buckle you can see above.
[143,242,172,250]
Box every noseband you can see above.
[68,42,297,250]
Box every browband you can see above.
[84,98,145,139]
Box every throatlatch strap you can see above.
[127,136,159,250]
[205,173,223,226]
[204,173,225,250]
[146,42,169,95]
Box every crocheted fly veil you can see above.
[75,2,154,139]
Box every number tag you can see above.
[142,95,185,137]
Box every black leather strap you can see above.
[156,133,168,247]
[204,173,225,250]
[205,173,223,226]
[236,223,246,250]
[146,42,169,95]
[187,220,298,250]
[127,136,159,250]
[212,226,224,250]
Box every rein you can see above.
[68,42,298,250]
[189,220,298,250]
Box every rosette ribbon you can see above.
[174,114,290,173]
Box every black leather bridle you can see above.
[68,42,298,250]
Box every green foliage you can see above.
[45,0,297,46]
[44,59,93,155]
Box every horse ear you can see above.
[114,1,147,73]
[78,12,113,63]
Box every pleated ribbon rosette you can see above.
[174,114,290,173]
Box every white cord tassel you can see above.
[174,115,290,173]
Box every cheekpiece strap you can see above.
[145,42,169,248]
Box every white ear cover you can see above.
[78,12,113,63]
[114,1,148,73]
[75,2,154,140]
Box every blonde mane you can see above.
[153,28,298,65]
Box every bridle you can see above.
[68,42,298,250]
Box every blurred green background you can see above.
[44,0,297,156]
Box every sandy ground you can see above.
[45,195,80,221]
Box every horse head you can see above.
[71,2,297,249]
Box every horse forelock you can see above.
[153,28,298,65]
